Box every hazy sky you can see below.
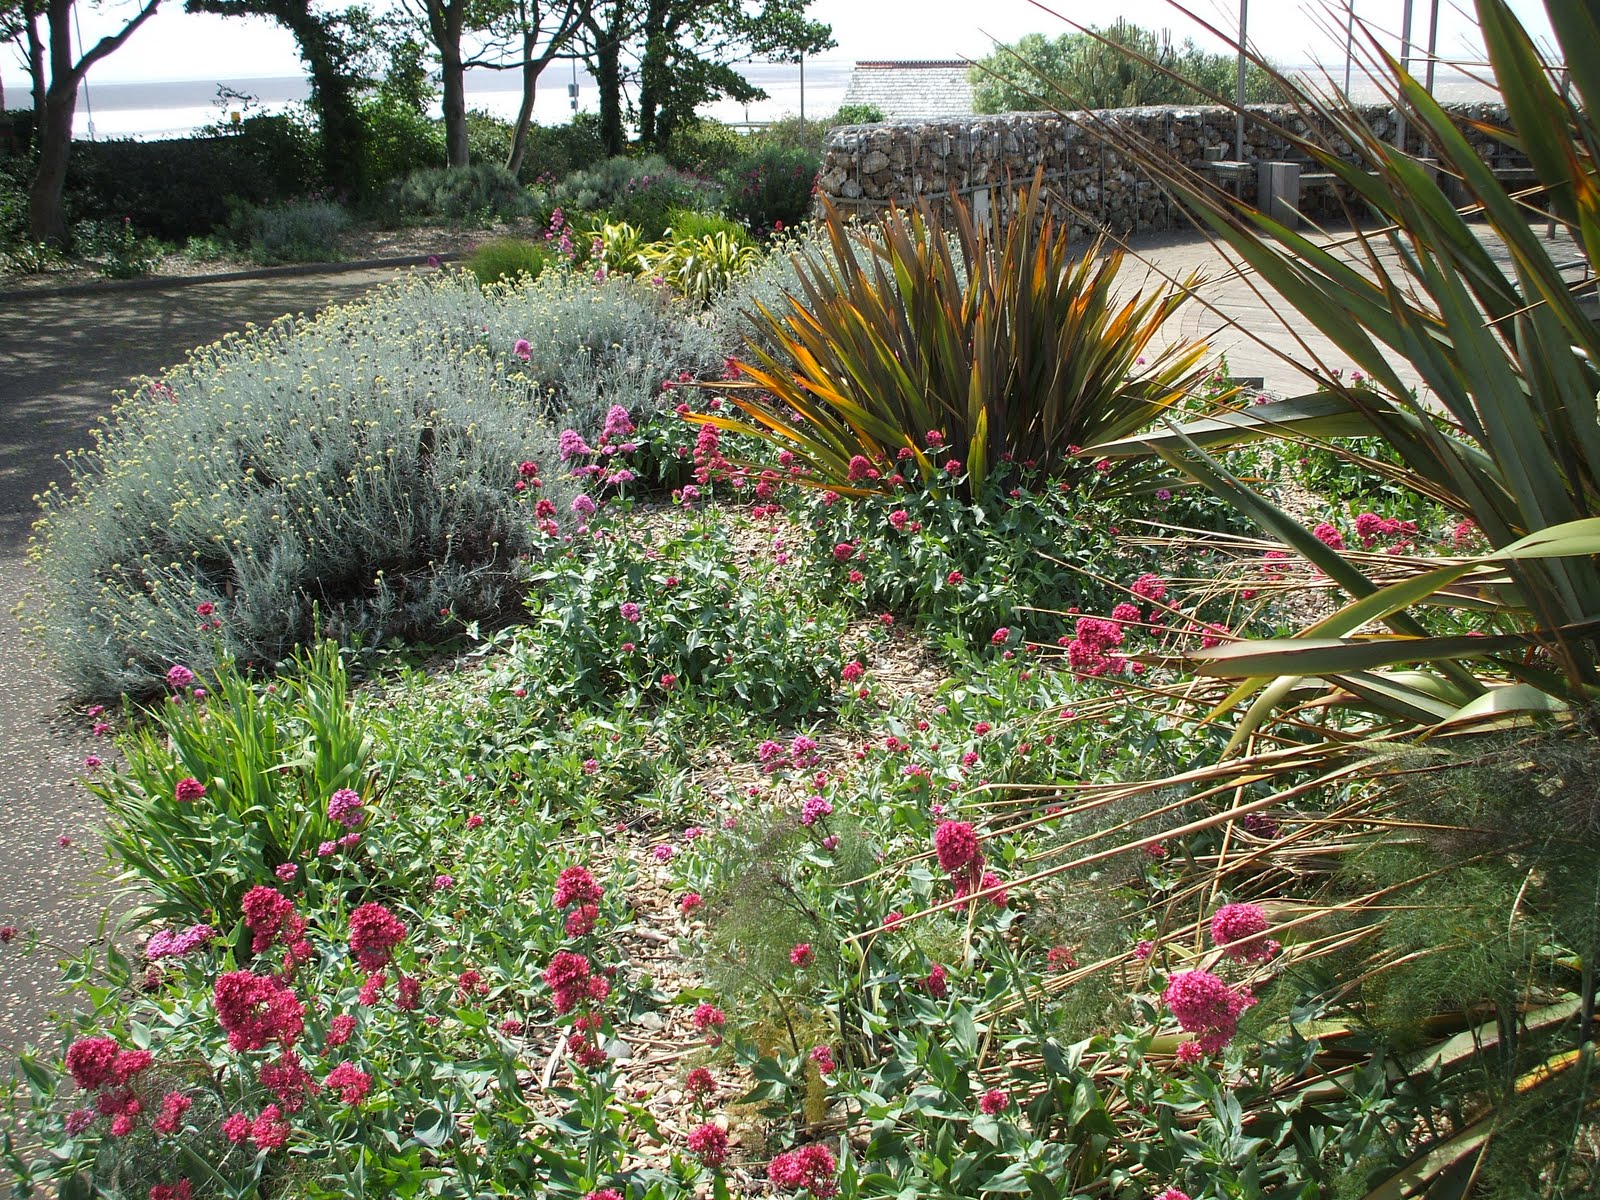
[7,0,1562,87]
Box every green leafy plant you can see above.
[638,229,762,304]
[95,641,395,924]
[466,236,561,284]
[694,172,1211,499]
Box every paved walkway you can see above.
[0,267,414,1070]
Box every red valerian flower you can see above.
[768,1143,839,1197]
[250,1104,291,1152]
[1162,969,1256,1054]
[149,1182,193,1200]
[348,903,407,972]
[687,1121,730,1168]
[1209,902,1279,962]
[789,943,814,967]
[979,1088,1009,1114]
[924,963,949,998]
[213,970,305,1051]
[544,951,594,1015]
[554,866,603,909]
[174,777,205,803]
[325,1061,373,1105]
[65,1036,121,1091]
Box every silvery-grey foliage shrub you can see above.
[29,267,724,699]
[247,200,351,264]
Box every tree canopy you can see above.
[970,22,1281,114]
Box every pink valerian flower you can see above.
[691,1002,727,1040]
[990,627,1010,645]
[687,1121,730,1168]
[498,1017,525,1036]
[801,795,833,826]
[1312,522,1345,549]
[258,1051,319,1112]
[347,904,407,972]
[565,905,599,938]
[924,963,949,998]
[325,1061,373,1105]
[242,885,305,956]
[571,494,597,517]
[841,661,865,684]
[554,866,603,909]
[274,863,298,882]
[65,1107,96,1135]
[1354,511,1383,543]
[165,665,195,690]
[466,814,485,829]
[150,1182,193,1200]
[1130,574,1168,604]
[1134,939,1156,961]
[221,1112,253,1143]
[325,1014,357,1048]
[679,892,703,915]
[790,943,814,967]
[1162,969,1257,1054]
[174,777,206,803]
[1209,902,1280,962]
[769,1142,840,1196]
[513,338,532,360]
[978,1089,1009,1114]
[1174,1041,1206,1066]
[65,1037,122,1091]
[933,820,984,895]
[652,843,676,862]
[327,788,364,828]
[586,1192,625,1200]
[845,454,878,483]
[1111,601,1142,626]
[809,1044,836,1073]
[250,1104,291,1152]
[619,601,642,623]
[1154,1190,1193,1200]
[0,925,16,943]
[1047,945,1078,972]
[145,924,214,961]
[544,951,594,1015]
[213,970,305,1051]
[1452,518,1482,550]
[686,1065,717,1098]
[433,873,455,891]
[978,871,1008,908]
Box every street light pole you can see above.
[1397,0,1414,149]
[800,53,806,124]
[1234,0,1247,160]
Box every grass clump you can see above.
[465,237,560,285]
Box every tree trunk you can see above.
[440,45,469,167]
[280,4,367,197]
[26,77,75,244]
[635,0,667,150]
[431,0,469,168]
[506,30,541,177]
[590,8,625,157]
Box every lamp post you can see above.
[1234,0,1247,160]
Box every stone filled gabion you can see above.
[817,102,1520,235]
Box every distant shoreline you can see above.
[0,63,1502,144]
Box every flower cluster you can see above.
[769,1142,840,1196]
[1209,902,1280,962]
[145,924,214,961]
[242,885,311,968]
[933,820,984,896]
[1162,968,1256,1055]
[348,903,407,972]
[560,405,640,489]
[214,970,305,1052]
[327,788,364,828]
[1061,616,1125,678]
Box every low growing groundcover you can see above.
[6,432,1548,1198]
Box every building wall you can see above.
[815,103,1522,237]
